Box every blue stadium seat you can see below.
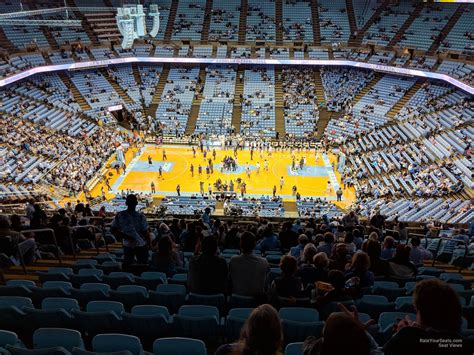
[228,294,256,308]
[285,342,303,355]
[102,272,135,289]
[417,267,442,277]
[24,305,75,331]
[92,334,143,355]
[135,272,167,290]
[153,337,207,355]
[71,301,124,335]
[279,308,324,343]
[187,293,226,313]
[0,330,24,350]
[394,296,415,312]
[72,260,98,272]
[378,311,416,342]
[225,308,253,341]
[6,280,36,288]
[33,328,85,352]
[0,285,33,298]
[357,295,395,320]
[372,281,406,301]
[173,305,222,341]
[122,305,170,338]
[168,273,188,286]
[71,283,110,306]
[42,281,74,292]
[110,285,148,309]
[149,284,186,314]
[37,268,73,283]
[0,296,34,309]
[41,298,80,312]
[97,261,122,274]
[70,269,103,286]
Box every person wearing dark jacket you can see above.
[188,236,228,294]
[271,255,303,298]
[388,244,418,278]
[384,279,471,355]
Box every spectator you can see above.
[270,255,303,298]
[111,194,150,267]
[345,251,375,288]
[329,243,349,271]
[388,245,417,278]
[383,279,468,355]
[317,232,334,257]
[188,236,228,294]
[303,311,377,355]
[344,232,357,254]
[289,234,308,258]
[369,210,385,232]
[409,237,432,267]
[151,235,182,276]
[314,270,353,311]
[365,239,389,276]
[215,304,283,355]
[279,221,298,251]
[256,224,280,253]
[380,236,396,260]
[298,243,317,266]
[0,215,37,265]
[342,211,359,228]
[229,232,270,297]
[298,251,329,291]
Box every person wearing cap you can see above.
[111,194,150,267]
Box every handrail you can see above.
[430,235,469,273]
[70,224,108,255]
[20,228,62,264]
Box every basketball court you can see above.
[90,144,356,208]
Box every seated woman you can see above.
[215,304,283,355]
[345,251,375,288]
[150,235,183,276]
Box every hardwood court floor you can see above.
[91,145,356,208]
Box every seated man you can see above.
[384,279,471,355]
[0,215,37,265]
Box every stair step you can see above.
[238,0,248,44]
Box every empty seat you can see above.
[153,337,207,355]
[42,281,73,292]
[102,272,135,289]
[110,285,148,309]
[187,293,226,312]
[372,281,406,301]
[149,284,186,314]
[279,308,324,343]
[285,342,303,355]
[135,272,167,290]
[33,328,85,352]
[122,305,170,339]
[71,301,124,335]
[0,296,34,309]
[0,330,24,350]
[357,295,395,320]
[173,305,222,341]
[92,334,143,355]
[41,297,80,312]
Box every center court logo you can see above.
[161,162,173,172]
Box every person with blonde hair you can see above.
[215,304,283,355]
